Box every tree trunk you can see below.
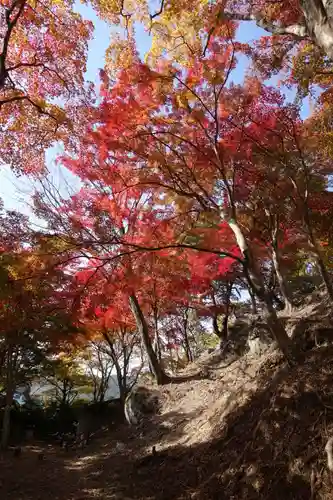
[221,314,229,341]
[222,281,233,341]
[248,271,292,358]
[248,286,258,314]
[303,208,333,300]
[267,209,293,313]
[114,353,126,402]
[182,308,193,363]
[301,0,333,59]
[211,287,229,347]
[102,330,127,402]
[271,246,293,313]
[313,249,333,298]
[212,314,222,339]
[226,217,291,359]
[1,395,13,450]
[1,347,14,449]
[182,331,193,363]
[270,290,285,310]
[213,283,233,349]
[233,0,333,60]
[153,309,162,362]
[129,294,170,385]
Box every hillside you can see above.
[2,297,333,499]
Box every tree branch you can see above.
[0,94,60,124]
[224,11,308,38]
[150,0,164,19]
[0,0,27,87]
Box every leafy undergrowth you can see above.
[2,329,333,498]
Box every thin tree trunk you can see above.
[268,211,293,313]
[1,346,14,449]
[182,308,193,363]
[212,314,222,339]
[303,208,333,300]
[226,217,291,359]
[114,355,125,402]
[211,288,228,348]
[221,315,229,342]
[182,331,193,363]
[248,286,258,315]
[222,281,233,341]
[1,394,13,450]
[271,245,293,313]
[129,294,170,385]
[153,308,162,362]
[291,173,333,300]
[102,330,127,402]
[311,240,333,300]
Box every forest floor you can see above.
[2,299,333,499]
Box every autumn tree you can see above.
[41,348,91,407]
[81,305,143,401]
[55,48,299,358]
[0,207,80,447]
[0,0,93,172]
[34,183,182,383]
[91,0,333,87]
[30,1,333,367]
[81,341,114,403]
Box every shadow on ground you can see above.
[2,346,333,499]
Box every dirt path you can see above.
[2,346,333,499]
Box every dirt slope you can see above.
[2,302,333,499]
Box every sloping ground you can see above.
[146,348,283,451]
[2,303,333,499]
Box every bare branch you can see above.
[150,0,165,19]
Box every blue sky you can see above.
[0,5,312,217]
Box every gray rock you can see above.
[124,386,161,426]
[247,326,275,356]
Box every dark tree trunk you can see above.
[212,314,222,339]
[182,331,193,363]
[153,308,162,362]
[129,294,170,385]
[222,281,233,340]
[182,308,193,363]
[270,291,285,311]
[102,330,128,403]
[249,286,258,315]
[1,346,14,449]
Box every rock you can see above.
[247,326,275,356]
[115,441,126,452]
[124,386,161,426]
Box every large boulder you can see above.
[124,386,161,426]
[247,324,276,356]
